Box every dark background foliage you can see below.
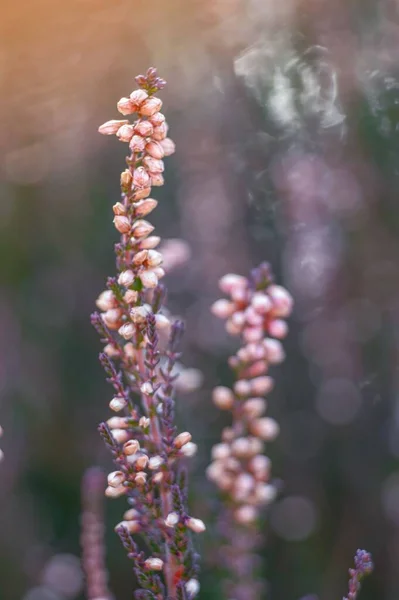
[1,0,399,598]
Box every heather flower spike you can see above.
[208,262,293,599]
[81,468,111,600]
[93,68,201,599]
[343,549,374,600]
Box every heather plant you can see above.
[87,67,374,600]
[207,265,293,599]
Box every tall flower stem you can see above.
[92,68,204,600]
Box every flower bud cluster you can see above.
[208,264,293,524]
[207,263,293,600]
[93,69,202,599]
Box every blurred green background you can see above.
[1,0,399,598]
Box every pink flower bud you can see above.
[131,219,154,238]
[107,471,125,487]
[145,140,165,159]
[160,137,176,156]
[185,579,200,597]
[130,305,150,323]
[234,379,252,397]
[120,169,133,190]
[139,270,158,289]
[133,167,151,189]
[230,437,249,457]
[135,472,147,485]
[235,505,257,525]
[101,308,122,329]
[206,461,223,482]
[133,249,149,266]
[155,314,170,330]
[263,338,285,363]
[113,202,126,216]
[118,270,135,287]
[109,396,128,412]
[180,441,198,457]
[134,198,158,218]
[104,343,119,358]
[149,172,164,186]
[130,89,148,107]
[123,439,140,455]
[268,284,294,317]
[149,112,166,126]
[111,429,129,443]
[250,376,274,396]
[116,520,140,534]
[231,286,248,304]
[143,156,165,177]
[243,327,264,343]
[174,431,192,449]
[140,97,163,117]
[165,512,179,527]
[219,273,247,295]
[231,311,246,328]
[98,119,129,135]
[132,186,151,200]
[144,557,163,571]
[138,236,161,249]
[96,290,117,311]
[212,386,235,410]
[116,123,135,142]
[211,443,230,460]
[148,455,164,470]
[235,473,255,497]
[246,360,268,378]
[153,267,165,279]
[136,454,149,469]
[105,485,125,498]
[250,417,280,441]
[243,397,267,418]
[249,455,271,478]
[134,120,154,137]
[117,97,135,115]
[256,483,277,504]
[152,123,167,141]
[123,508,140,520]
[107,416,128,429]
[113,216,131,234]
[252,292,273,315]
[211,299,235,319]
[124,290,138,304]
[268,319,288,339]
[118,323,135,340]
[146,249,163,267]
[129,134,146,152]
[245,306,263,327]
[186,517,206,533]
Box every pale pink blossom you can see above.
[98,119,129,135]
